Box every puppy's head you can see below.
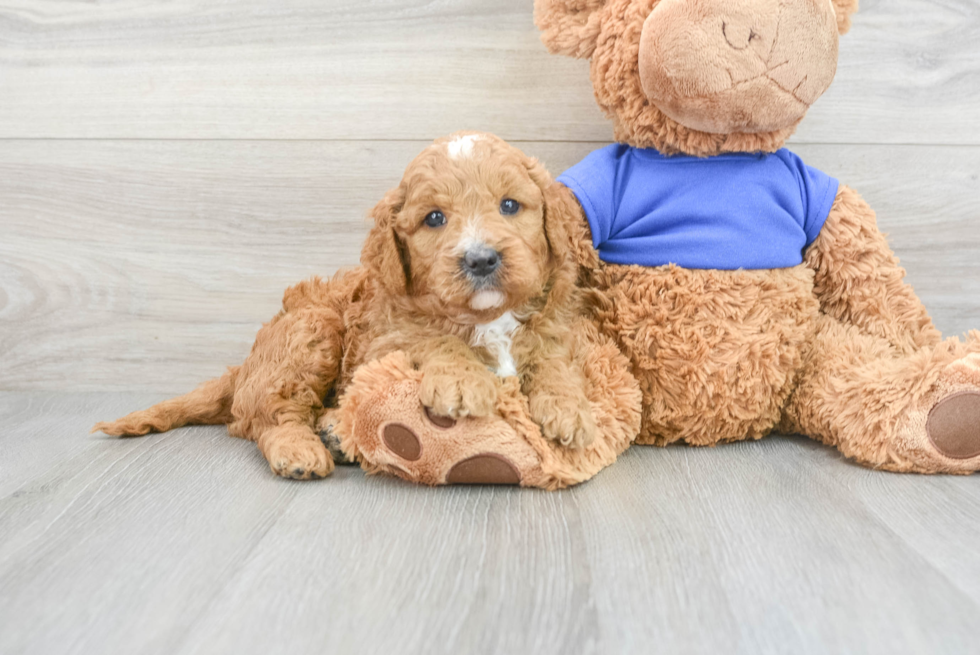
[362,132,571,322]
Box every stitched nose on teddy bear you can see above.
[638,0,839,134]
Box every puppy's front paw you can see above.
[260,425,334,480]
[420,365,498,419]
[531,394,597,450]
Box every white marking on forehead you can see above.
[456,216,489,255]
[447,134,483,160]
[472,310,521,377]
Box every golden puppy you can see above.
[95,132,597,479]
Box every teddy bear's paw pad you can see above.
[445,454,521,485]
[927,391,980,460]
[381,423,423,461]
[424,406,456,429]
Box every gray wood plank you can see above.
[0,393,303,655]
[1,140,978,392]
[1,393,978,655]
[806,439,980,608]
[0,0,977,144]
[0,391,170,497]
[572,439,980,655]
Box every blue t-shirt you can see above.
[556,144,840,270]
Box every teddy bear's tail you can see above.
[91,367,239,437]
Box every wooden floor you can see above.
[1,393,979,655]
[1,0,979,653]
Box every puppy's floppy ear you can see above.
[361,186,410,296]
[524,155,587,317]
[523,155,567,265]
[831,0,859,35]
[534,0,608,59]
[524,154,600,272]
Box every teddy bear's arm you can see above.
[803,184,942,355]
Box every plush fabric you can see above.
[337,0,979,483]
[557,144,838,269]
[336,319,641,490]
[637,0,839,134]
[522,0,980,475]
[536,0,855,157]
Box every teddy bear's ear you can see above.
[832,0,859,35]
[534,0,609,59]
[361,186,411,296]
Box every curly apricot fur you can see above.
[94,133,600,478]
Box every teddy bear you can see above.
[339,0,980,483]
[528,0,980,473]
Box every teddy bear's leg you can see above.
[336,327,641,489]
[781,314,980,473]
[335,353,549,487]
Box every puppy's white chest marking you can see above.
[472,312,521,378]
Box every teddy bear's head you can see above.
[536,0,859,156]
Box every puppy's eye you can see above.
[500,199,521,216]
[424,211,446,228]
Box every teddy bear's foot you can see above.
[894,354,980,474]
[338,377,544,486]
[335,345,640,489]
[927,391,980,460]
[376,408,525,485]
[923,353,980,463]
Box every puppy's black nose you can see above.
[462,247,501,278]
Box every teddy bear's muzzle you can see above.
[638,0,839,135]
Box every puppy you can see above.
[95,132,597,479]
